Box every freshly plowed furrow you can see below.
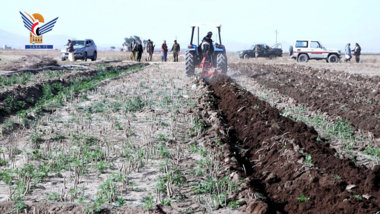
[230,63,380,138]
[206,75,380,214]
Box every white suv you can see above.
[61,39,97,61]
[289,40,341,63]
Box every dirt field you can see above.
[1,49,380,75]
[0,50,186,73]
[0,51,380,213]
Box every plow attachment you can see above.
[198,54,222,78]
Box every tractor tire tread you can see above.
[217,53,227,75]
[185,51,195,77]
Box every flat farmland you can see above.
[0,50,379,213]
[1,49,380,75]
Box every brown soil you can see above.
[203,74,380,213]
[3,55,59,71]
[229,63,380,138]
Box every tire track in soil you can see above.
[205,75,380,213]
[229,63,380,139]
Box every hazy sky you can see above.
[1,0,380,51]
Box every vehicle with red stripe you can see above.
[289,40,341,63]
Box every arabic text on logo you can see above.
[20,11,58,49]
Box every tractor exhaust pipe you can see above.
[190,27,195,45]
[218,27,222,45]
[198,27,200,46]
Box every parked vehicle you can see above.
[289,40,341,63]
[61,39,97,61]
[237,43,282,59]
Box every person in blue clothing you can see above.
[345,43,351,62]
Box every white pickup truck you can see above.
[289,40,341,63]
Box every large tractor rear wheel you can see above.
[185,51,195,77]
[217,53,227,74]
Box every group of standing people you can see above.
[345,43,361,63]
[129,39,155,62]
[129,39,180,62]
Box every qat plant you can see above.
[141,195,154,210]
[85,197,106,213]
[97,178,117,203]
[192,175,241,209]
[305,154,313,165]
[190,118,208,135]
[0,95,26,114]
[297,193,310,204]
[125,96,146,112]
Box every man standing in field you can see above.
[345,43,352,62]
[353,43,361,63]
[254,45,260,58]
[172,40,180,62]
[146,39,154,61]
[130,39,137,61]
[136,42,143,62]
[67,39,74,62]
[161,40,168,62]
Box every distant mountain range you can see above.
[0,29,69,49]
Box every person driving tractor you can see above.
[185,24,227,77]
[199,31,215,61]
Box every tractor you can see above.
[185,24,227,77]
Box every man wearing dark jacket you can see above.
[146,39,154,61]
[352,43,361,63]
[201,32,214,57]
[136,42,143,62]
[171,40,180,62]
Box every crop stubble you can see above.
[0,62,258,214]
[0,60,380,213]
[0,63,210,213]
